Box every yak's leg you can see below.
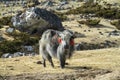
[58,54,66,68]
[46,44,55,67]
[42,57,46,67]
[60,56,66,68]
[48,57,54,68]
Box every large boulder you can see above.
[11,7,64,36]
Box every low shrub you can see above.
[86,19,100,26]
[65,2,120,19]
[0,40,22,53]
[78,19,100,26]
[0,39,39,55]
[10,32,39,45]
[0,52,3,57]
[66,3,101,15]
[0,32,39,54]
[27,0,40,5]
[96,8,120,19]
[0,16,12,26]
[110,20,120,30]
[0,24,3,29]
[77,20,86,24]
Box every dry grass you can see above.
[72,48,120,70]
[0,48,120,76]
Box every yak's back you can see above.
[40,29,61,44]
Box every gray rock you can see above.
[11,7,64,36]
[1,53,9,58]
[8,54,14,58]
[24,46,34,51]
[26,52,36,56]
[1,53,13,58]
[108,30,120,37]
[14,52,25,57]
[6,27,14,33]
[31,52,36,56]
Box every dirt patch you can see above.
[1,67,113,80]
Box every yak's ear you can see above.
[50,30,56,36]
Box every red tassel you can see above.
[70,40,74,45]
[58,38,62,43]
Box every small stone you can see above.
[36,61,42,64]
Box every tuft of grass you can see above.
[0,16,12,26]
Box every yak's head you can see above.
[57,30,75,58]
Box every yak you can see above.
[39,29,74,68]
